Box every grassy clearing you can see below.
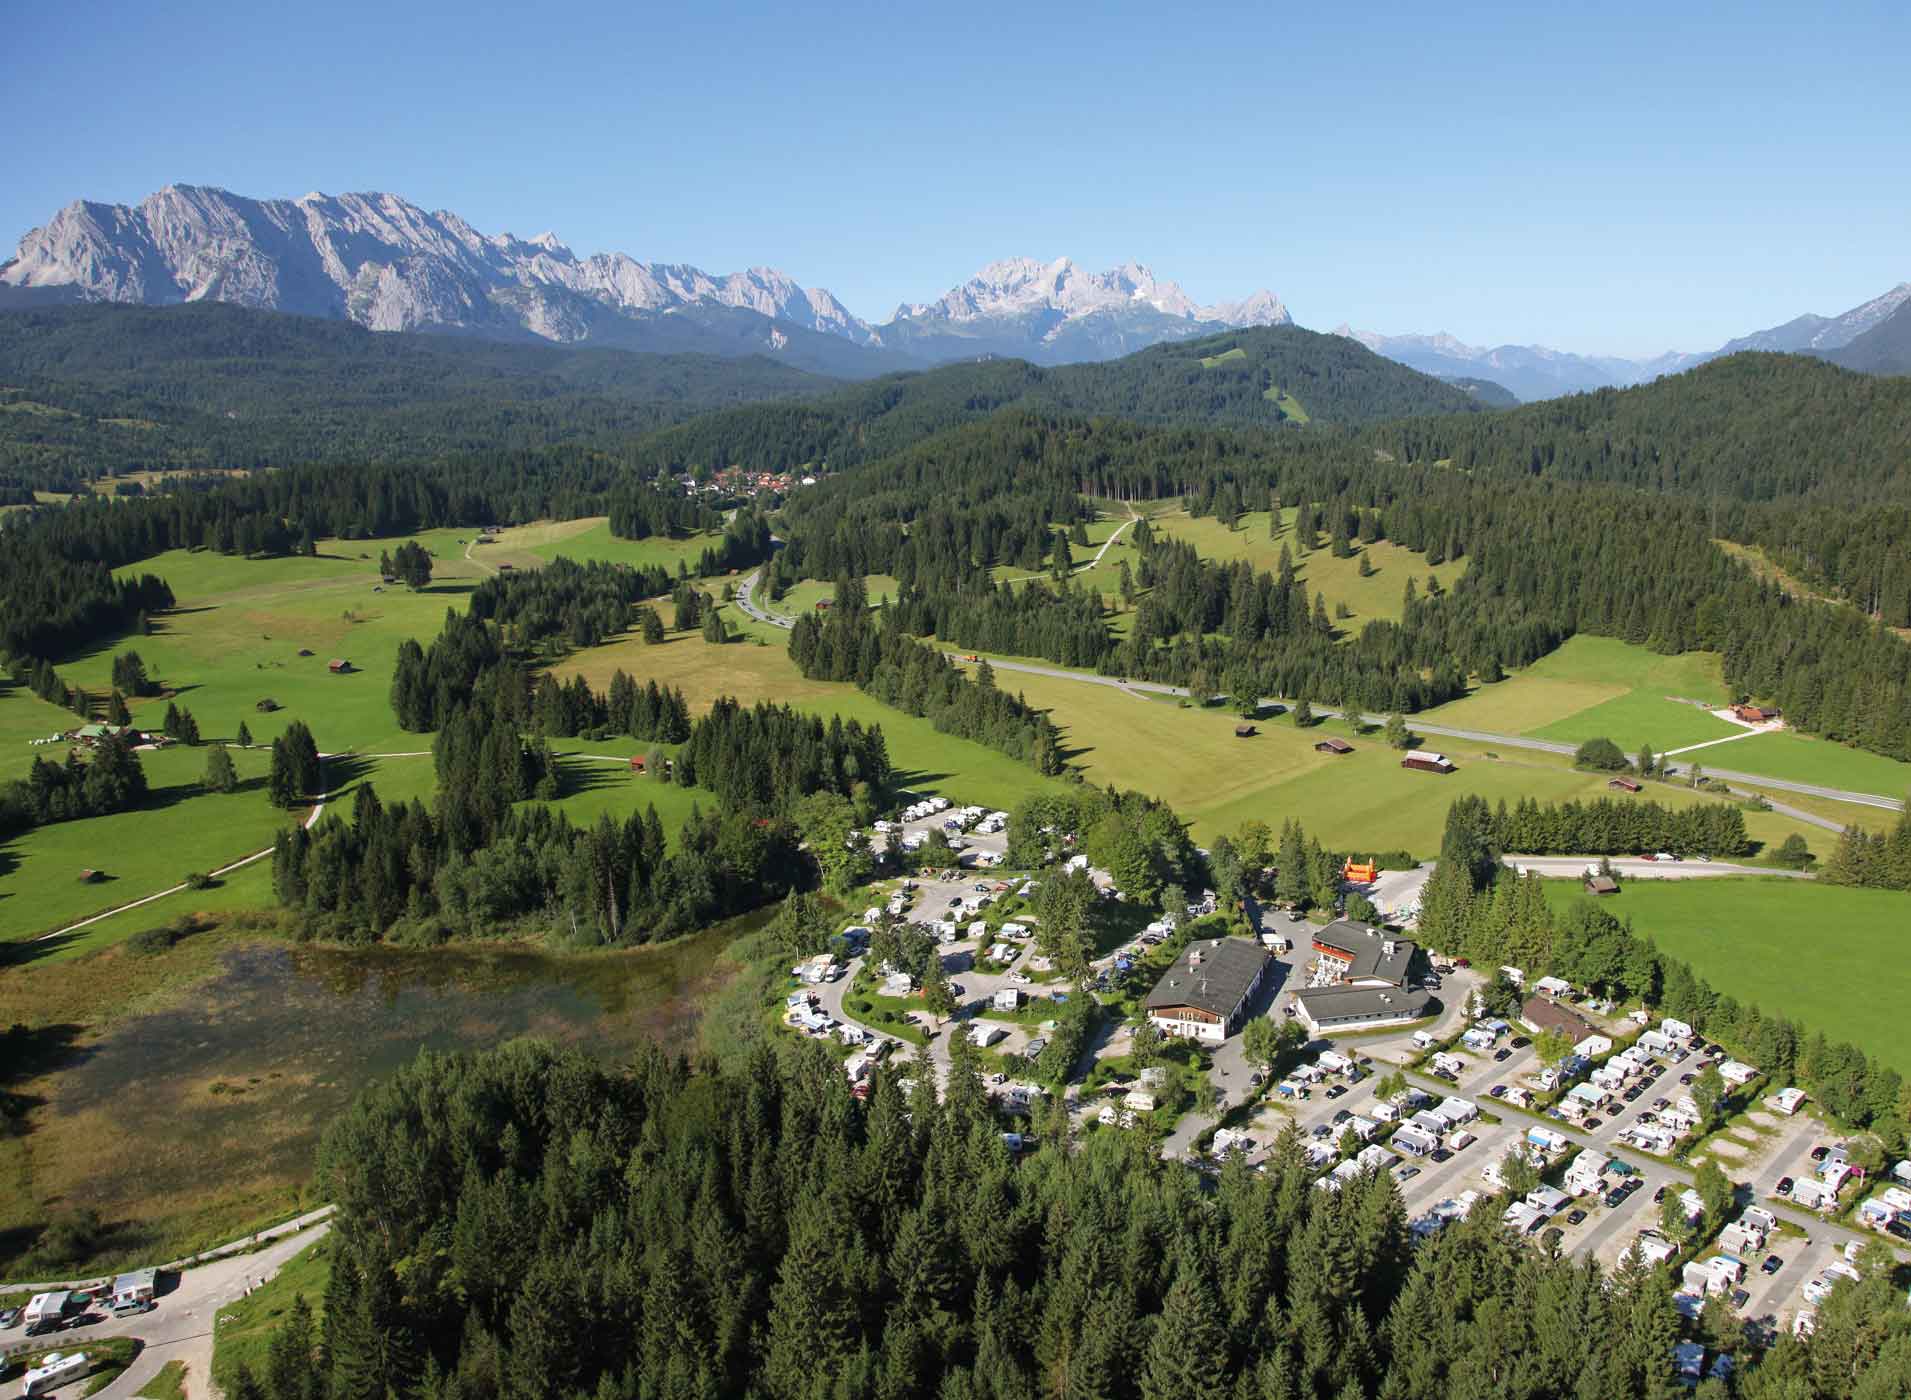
[776,575,904,616]
[1531,690,1740,752]
[1150,508,1466,626]
[996,668,1831,859]
[1538,878,1911,1073]
[493,516,722,575]
[136,1359,189,1400]
[1702,730,1911,801]
[1421,635,1730,746]
[211,1234,332,1392]
[554,625,1068,812]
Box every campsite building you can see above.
[1293,918,1431,1033]
[1143,938,1271,1043]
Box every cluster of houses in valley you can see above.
[704,465,818,496]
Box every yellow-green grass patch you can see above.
[495,516,725,574]
[997,668,1830,860]
[136,1359,190,1400]
[1420,635,1728,738]
[1150,508,1465,625]
[1538,878,1911,1073]
[1531,690,1741,752]
[1704,730,1911,802]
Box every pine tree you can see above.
[236,719,253,749]
[204,743,239,794]
[1139,1256,1227,1400]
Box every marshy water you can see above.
[48,931,734,1224]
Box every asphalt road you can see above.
[1506,857,1814,881]
[4,1221,330,1400]
[734,570,793,630]
[956,655,1905,814]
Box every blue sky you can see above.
[4,0,1905,355]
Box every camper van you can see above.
[22,1352,91,1396]
[22,1291,81,1335]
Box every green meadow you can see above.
[1540,877,1911,1073]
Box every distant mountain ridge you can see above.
[0,185,1296,376]
[1342,281,1911,400]
[876,256,1290,365]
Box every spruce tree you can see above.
[204,743,238,793]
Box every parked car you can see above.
[1776,1176,1795,1196]
[1494,1048,1512,1062]
[1325,1084,1348,1100]
[1679,1073,1696,1085]
[1809,1145,1831,1162]
[1621,1178,1644,1197]
[1604,1188,1627,1208]
[1762,1255,1784,1275]
[1313,1124,1333,1139]
[1332,1109,1353,1125]
[1489,1084,1507,1098]
[1396,1166,1421,1181]
[1430,1148,1454,1163]
[1585,1117,1603,1129]
[1510,1036,1530,1049]
[1622,1088,1643,1102]
[0,1307,19,1329]
[1566,1209,1588,1226]
[1653,1185,1669,1203]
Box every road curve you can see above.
[959,655,1905,814]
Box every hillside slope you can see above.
[0,302,837,481]
[1369,351,1911,502]
[1827,299,1911,375]
[625,324,1488,472]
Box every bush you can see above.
[1573,737,1629,771]
[184,871,216,889]
[126,912,198,954]
[1774,833,1814,869]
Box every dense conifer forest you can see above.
[224,1036,1911,1400]
[0,302,835,483]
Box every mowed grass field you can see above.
[488,516,724,575]
[1150,508,1467,627]
[987,667,1835,860]
[1419,634,1911,799]
[1702,730,1911,802]
[1422,636,1730,745]
[553,621,1068,813]
[1539,878,1911,1073]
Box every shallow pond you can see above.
[44,929,737,1225]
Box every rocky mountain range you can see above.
[1343,282,1911,400]
[876,256,1290,364]
[0,186,1289,376]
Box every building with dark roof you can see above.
[1291,919,1429,1032]
[1584,874,1620,896]
[1144,938,1271,1043]
[1295,984,1435,1034]
[1310,919,1417,987]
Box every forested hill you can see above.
[1369,351,1911,502]
[619,324,1490,474]
[0,302,837,484]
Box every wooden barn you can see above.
[1400,750,1456,774]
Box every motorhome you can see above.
[23,1352,91,1396]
